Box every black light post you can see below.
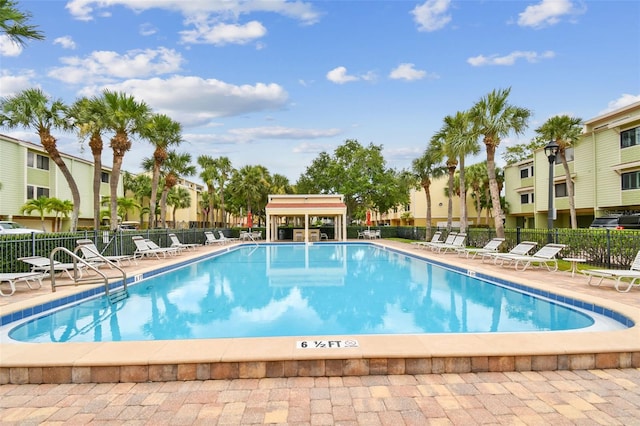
[544,141,560,231]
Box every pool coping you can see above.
[1,241,639,384]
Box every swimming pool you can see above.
[6,243,622,343]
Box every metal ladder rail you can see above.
[49,247,128,298]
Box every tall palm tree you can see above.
[466,162,488,226]
[67,95,108,229]
[470,88,531,238]
[1,88,82,231]
[212,156,234,227]
[535,115,583,229]
[159,151,196,228]
[430,129,457,231]
[269,173,292,194]
[19,196,50,231]
[102,90,150,230]
[230,165,270,226]
[444,110,480,232]
[123,171,152,226]
[411,145,445,240]
[0,0,45,46]
[197,155,217,226]
[139,113,183,229]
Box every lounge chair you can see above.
[132,236,176,259]
[433,233,467,254]
[204,231,223,245]
[169,233,201,251]
[583,250,640,292]
[412,231,443,249]
[481,241,538,264]
[76,239,136,267]
[217,230,238,244]
[0,272,43,296]
[425,232,457,251]
[457,238,505,259]
[19,256,86,280]
[495,243,567,272]
[145,239,181,256]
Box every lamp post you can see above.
[544,140,560,231]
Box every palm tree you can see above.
[411,145,445,240]
[470,88,531,238]
[230,165,270,226]
[47,197,73,232]
[167,186,191,226]
[197,155,217,227]
[430,130,457,231]
[444,110,480,232]
[139,113,183,229]
[466,162,488,226]
[102,90,151,230]
[1,88,82,231]
[19,196,50,231]
[67,95,108,229]
[159,151,196,228]
[212,157,233,227]
[123,171,152,225]
[535,115,583,229]
[269,173,293,194]
[0,0,45,46]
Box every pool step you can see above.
[108,288,129,304]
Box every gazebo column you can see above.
[304,213,309,243]
[266,212,271,242]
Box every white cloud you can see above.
[326,66,373,84]
[80,75,289,126]
[0,35,22,57]
[47,47,184,84]
[228,126,341,141]
[0,70,37,97]
[467,50,555,66]
[412,0,452,32]
[66,0,321,25]
[600,94,640,114]
[139,23,157,36]
[389,63,438,81]
[180,21,267,45]
[53,36,77,50]
[292,141,333,154]
[518,0,584,29]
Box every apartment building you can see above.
[0,133,121,231]
[505,101,640,228]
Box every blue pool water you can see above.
[8,243,600,343]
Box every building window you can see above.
[26,185,50,199]
[622,171,640,190]
[520,193,534,204]
[519,165,533,179]
[27,152,50,170]
[101,172,110,183]
[404,204,410,212]
[555,182,568,198]
[621,126,639,148]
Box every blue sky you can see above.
[1,0,639,182]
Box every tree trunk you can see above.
[149,162,160,229]
[422,180,432,240]
[89,134,103,230]
[486,143,505,238]
[110,131,130,231]
[447,168,454,231]
[459,158,467,231]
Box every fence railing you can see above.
[2,226,639,272]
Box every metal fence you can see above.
[2,226,639,273]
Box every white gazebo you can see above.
[265,194,348,242]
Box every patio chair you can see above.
[0,272,43,297]
[76,239,136,267]
[583,250,640,293]
[19,256,86,280]
[168,233,201,251]
[132,236,176,259]
[457,238,505,259]
[412,231,443,249]
[145,239,181,256]
[217,230,239,244]
[480,241,538,264]
[425,232,458,251]
[495,243,567,272]
[433,233,467,254]
[204,231,223,245]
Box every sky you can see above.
[1,0,639,183]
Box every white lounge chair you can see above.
[481,241,538,264]
[132,236,176,259]
[204,231,223,245]
[217,230,238,244]
[433,233,467,254]
[0,272,43,296]
[76,239,136,267]
[457,238,505,259]
[412,231,443,249]
[425,232,458,251]
[495,243,567,272]
[19,256,86,280]
[168,233,201,251]
[583,250,640,292]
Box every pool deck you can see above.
[1,240,640,423]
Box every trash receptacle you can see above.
[278,229,285,240]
